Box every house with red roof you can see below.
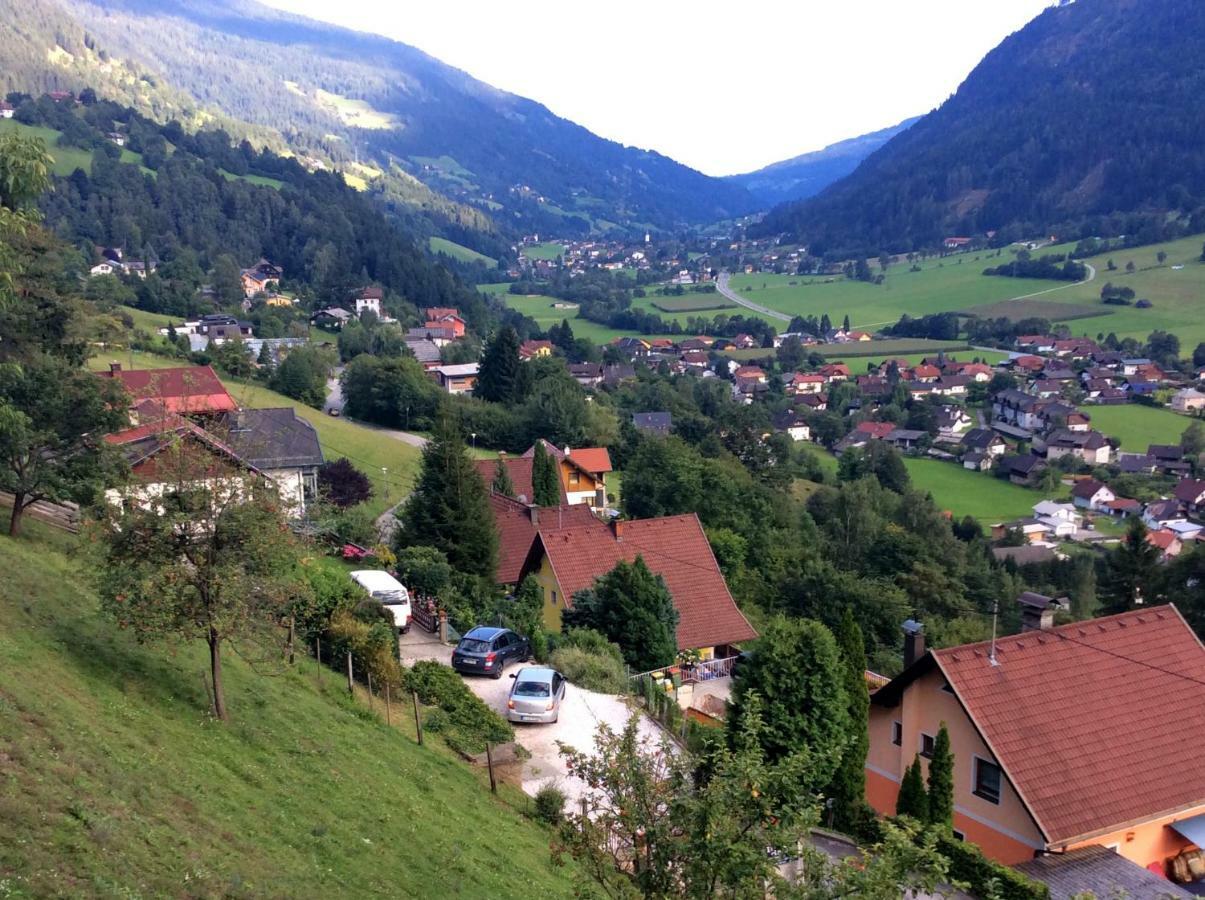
[519,339,554,360]
[818,363,851,382]
[486,492,602,586]
[423,306,466,338]
[97,363,238,418]
[786,372,826,395]
[518,513,757,657]
[866,605,1205,873]
[476,441,613,510]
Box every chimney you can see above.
[611,518,624,541]
[1018,592,1065,632]
[527,504,539,528]
[109,361,122,375]
[902,619,925,668]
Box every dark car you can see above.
[451,626,531,679]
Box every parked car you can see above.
[452,626,530,679]
[349,570,412,633]
[507,667,567,724]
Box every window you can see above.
[952,830,965,841]
[551,591,558,606]
[974,758,1002,804]
[920,733,936,758]
[891,722,902,746]
[568,471,580,485]
[302,471,318,501]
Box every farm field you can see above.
[960,297,1109,323]
[218,168,284,190]
[429,236,497,266]
[727,252,1057,329]
[483,290,689,343]
[0,523,573,898]
[1086,403,1194,452]
[649,293,736,313]
[521,241,566,261]
[903,458,1056,522]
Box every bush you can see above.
[533,783,566,826]
[935,832,1049,900]
[404,660,513,754]
[548,646,628,694]
[560,627,625,661]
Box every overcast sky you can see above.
[263,0,1054,176]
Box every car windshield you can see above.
[513,681,551,697]
[458,639,492,654]
[371,589,407,603]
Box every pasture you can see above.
[521,241,566,261]
[483,291,686,343]
[903,458,1055,522]
[429,236,497,266]
[960,297,1108,323]
[0,120,152,177]
[649,294,736,313]
[1086,404,1194,452]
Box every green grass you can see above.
[429,236,497,266]
[218,168,284,190]
[648,294,736,313]
[521,242,566,261]
[114,304,181,333]
[1084,404,1195,452]
[728,253,1056,330]
[1,120,155,177]
[903,458,1056,522]
[484,291,688,343]
[0,524,573,898]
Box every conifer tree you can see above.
[829,607,870,829]
[896,756,929,821]
[926,724,955,828]
[531,440,561,506]
[476,325,522,403]
[491,457,515,497]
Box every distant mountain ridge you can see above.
[754,0,1205,257]
[726,117,920,208]
[1,0,757,236]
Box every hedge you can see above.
[404,660,513,755]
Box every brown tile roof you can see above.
[474,457,567,506]
[486,493,602,585]
[524,514,757,651]
[933,606,1205,844]
[98,365,238,414]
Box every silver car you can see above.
[506,667,567,724]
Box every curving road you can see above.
[716,272,792,323]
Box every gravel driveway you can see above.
[398,629,662,803]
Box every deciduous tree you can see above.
[563,556,678,672]
[317,457,373,509]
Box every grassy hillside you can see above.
[0,524,573,897]
[0,119,152,177]
[429,236,497,267]
[903,458,1058,523]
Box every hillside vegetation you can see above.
[0,523,573,898]
[758,0,1205,256]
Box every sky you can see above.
[263,0,1055,176]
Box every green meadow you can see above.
[1086,403,1195,452]
[903,458,1057,522]
[520,241,566,261]
[1,119,152,176]
[429,236,497,266]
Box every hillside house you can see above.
[632,411,673,436]
[216,408,324,517]
[485,493,601,586]
[1071,478,1115,512]
[1042,429,1112,465]
[1147,529,1183,561]
[818,363,851,382]
[1173,479,1205,517]
[866,605,1205,871]
[786,372,826,395]
[519,339,554,360]
[962,428,1007,458]
[772,410,811,442]
[936,406,973,438]
[354,286,383,318]
[310,307,353,331]
[432,363,478,395]
[999,454,1047,486]
[98,363,238,418]
[1172,388,1205,413]
[423,307,466,338]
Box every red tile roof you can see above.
[98,365,238,414]
[524,514,757,651]
[854,421,896,439]
[474,457,567,506]
[1146,530,1180,551]
[568,447,613,475]
[486,493,603,584]
[932,606,1205,844]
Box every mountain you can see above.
[754,0,1205,258]
[725,117,919,208]
[0,0,756,236]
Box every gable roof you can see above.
[1015,844,1192,900]
[216,408,324,469]
[879,606,1205,846]
[474,456,567,506]
[1173,478,1205,504]
[1071,478,1110,500]
[99,365,237,414]
[522,440,612,476]
[523,514,757,651]
[486,492,603,585]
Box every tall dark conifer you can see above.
[477,326,522,403]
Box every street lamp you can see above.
[381,467,388,498]
[471,432,477,452]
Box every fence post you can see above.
[486,742,497,794]
[287,614,295,666]
[346,651,354,697]
[315,637,322,689]
[367,671,374,712]
[412,690,424,745]
[385,682,392,727]
[438,610,448,644]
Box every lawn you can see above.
[728,252,1057,330]
[1085,404,1195,453]
[1,120,154,177]
[649,294,737,313]
[485,290,689,343]
[0,523,574,898]
[429,236,497,266]
[903,458,1054,522]
[521,241,566,261]
[219,168,284,190]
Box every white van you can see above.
[349,570,413,633]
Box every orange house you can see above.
[866,604,1205,875]
[522,440,612,509]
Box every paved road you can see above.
[1004,261,1096,301]
[716,271,792,323]
[398,630,662,804]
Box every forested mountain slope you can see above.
[1,0,756,235]
[755,0,1205,257]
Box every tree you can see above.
[728,616,850,791]
[316,457,373,509]
[621,436,704,519]
[211,254,244,307]
[1157,250,1168,266]
[1099,517,1162,613]
[95,460,307,721]
[926,724,955,828]
[896,756,929,821]
[0,355,127,535]
[842,313,852,332]
[394,545,454,600]
[491,457,515,497]
[1193,342,1205,370]
[1182,421,1205,460]
[829,607,870,830]
[476,325,522,403]
[530,440,561,506]
[563,556,679,672]
[397,412,498,581]
[270,346,331,407]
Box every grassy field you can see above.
[903,458,1055,522]
[1086,404,1194,452]
[649,294,736,313]
[429,236,497,267]
[728,253,1056,330]
[1,120,151,177]
[219,168,284,190]
[959,297,1110,323]
[85,351,421,517]
[0,523,573,898]
[483,290,690,343]
[521,242,566,261]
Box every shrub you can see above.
[560,627,625,662]
[935,832,1049,900]
[404,660,513,754]
[548,646,628,694]
[533,783,566,826]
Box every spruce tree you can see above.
[397,411,498,580]
[896,757,929,821]
[531,441,561,506]
[476,325,522,403]
[926,724,955,828]
[829,608,870,829]
[492,457,515,497]
[562,557,678,672]
[842,314,851,332]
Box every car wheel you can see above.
[521,646,531,663]
[492,662,504,679]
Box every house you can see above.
[772,410,811,442]
[525,441,612,508]
[518,514,758,656]
[1033,501,1082,536]
[818,363,851,382]
[97,363,238,417]
[992,389,1044,431]
[239,264,279,298]
[406,325,457,347]
[963,450,992,472]
[785,372,826,395]
[432,363,478,395]
[884,428,925,451]
[733,365,767,384]
[566,363,603,388]
[1144,499,1183,530]
[1071,478,1115,512]
[1043,429,1112,465]
[403,338,443,370]
[310,307,353,330]
[935,406,973,439]
[962,428,1007,457]
[476,454,567,507]
[834,421,895,454]
[485,492,601,586]
[424,308,466,338]
[1103,497,1142,518]
[632,412,673,437]
[89,261,118,277]
[999,453,1047,486]
[1172,388,1205,413]
[1146,529,1184,561]
[866,605,1205,870]
[603,364,637,387]
[943,236,973,250]
[1173,479,1205,517]
[217,408,324,517]
[354,286,383,318]
[0,101,14,119]
[519,339,554,360]
[1016,844,1194,900]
